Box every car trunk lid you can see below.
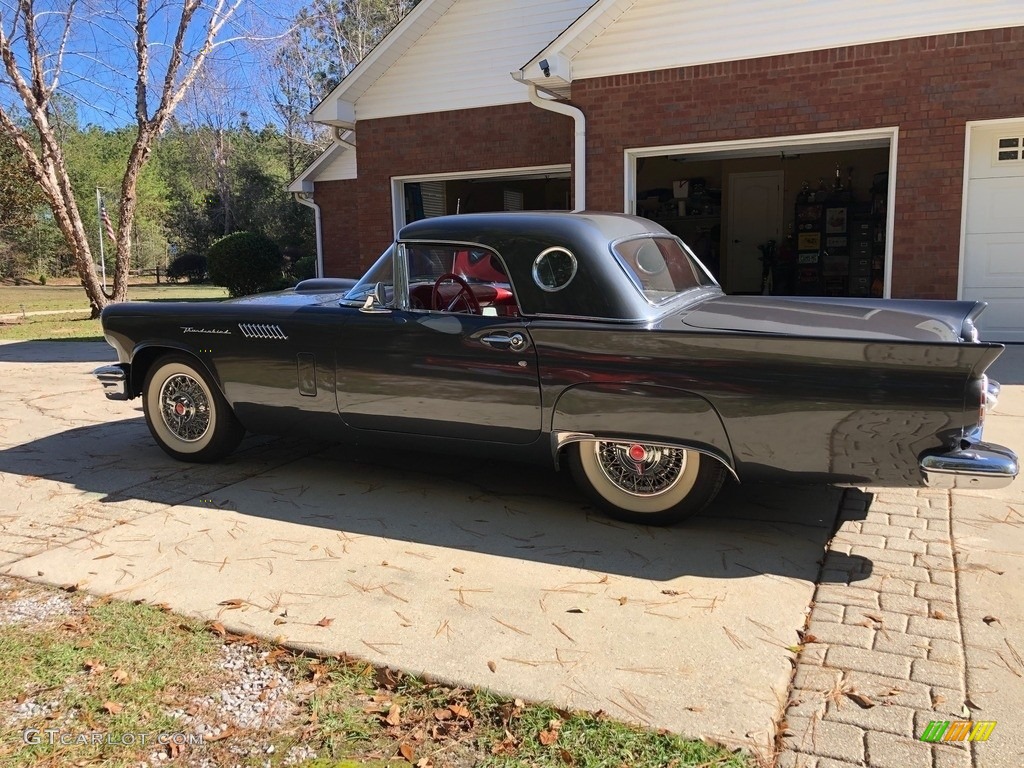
[673,295,987,343]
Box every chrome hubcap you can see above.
[594,441,686,497]
[159,373,211,442]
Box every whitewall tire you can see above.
[143,355,244,462]
[568,440,727,525]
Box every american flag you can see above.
[100,203,117,244]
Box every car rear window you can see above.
[612,236,717,304]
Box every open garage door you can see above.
[393,166,571,234]
[963,121,1024,342]
[627,130,896,299]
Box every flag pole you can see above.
[95,187,107,290]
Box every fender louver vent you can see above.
[238,323,288,340]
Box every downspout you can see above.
[292,129,355,279]
[512,75,586,211]
[293,192,324,278]
[333,127,357,150]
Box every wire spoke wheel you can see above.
[568,438,727,525]
[159,373,212,442]
[143,356,244,462]
[594,441,686,497]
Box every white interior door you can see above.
[964,123,1024,342]
[726,171,784,294]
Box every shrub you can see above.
[166,252,208,283]
[206,232,283,297]
[38,274,46,285]
[290,254,317,282]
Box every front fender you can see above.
[127,342,226,401]
[550,383,736,474]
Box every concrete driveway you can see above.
[1,340,854,752]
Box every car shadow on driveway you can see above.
[0,339,115,364]
[0,417,871,585]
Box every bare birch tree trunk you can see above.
[0,0,243,316]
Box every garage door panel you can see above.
[964,122,1024,341]
[968,128,1024,180]
[963,234,1024,289]
[966,177,1024,233]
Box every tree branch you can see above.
[135,0,149,125]
[45,0,76,99]
[20,0,49,108]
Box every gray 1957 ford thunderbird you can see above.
[94,212,1018,525]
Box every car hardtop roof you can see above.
[397,211,673,247]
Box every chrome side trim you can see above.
[93,364,130,401]
[550,431,739,480]
[920,441,1018,489]
[238,323,288,340]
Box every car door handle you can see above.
[481,332,526,351]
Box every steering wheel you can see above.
[431,273,481,314]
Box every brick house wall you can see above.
[342,102,574,272]
[315,179,361,277]
[573,27,1024,299]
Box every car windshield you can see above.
[342,245,395,305]
[342,243,515,312]
[612,236,717,304]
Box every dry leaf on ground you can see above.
[386,704,402,726]
[845,691,875,709]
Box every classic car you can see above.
[94,212,1018,525]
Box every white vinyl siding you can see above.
[570,0,1024,80]
[315,147,358,182]
[356,0,592,120]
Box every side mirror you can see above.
[359,281,392,314]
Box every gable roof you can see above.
[518,0,632,92]
[310,0,459,126]
[523,0,1024,88]
[311,0,597,125]
[287,138,357,193]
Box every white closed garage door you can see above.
[963,121,1024,342]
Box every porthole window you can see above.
[634,242,667,275]
[532,247,577,292]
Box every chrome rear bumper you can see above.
[984,377,1000,412]
[93,364,130,401]
[920,441,1018,489]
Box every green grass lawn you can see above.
[0,283,229,342]
[0,283,228,314]
[0,578,754,768]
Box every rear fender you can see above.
[550,383,736,476]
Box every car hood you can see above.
[669,295,987,343]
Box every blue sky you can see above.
[1,0,307,130]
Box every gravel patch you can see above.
[216,643,293,729]
[168,643,294,731]
[3,576,307,766]
[0,589,78,627]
